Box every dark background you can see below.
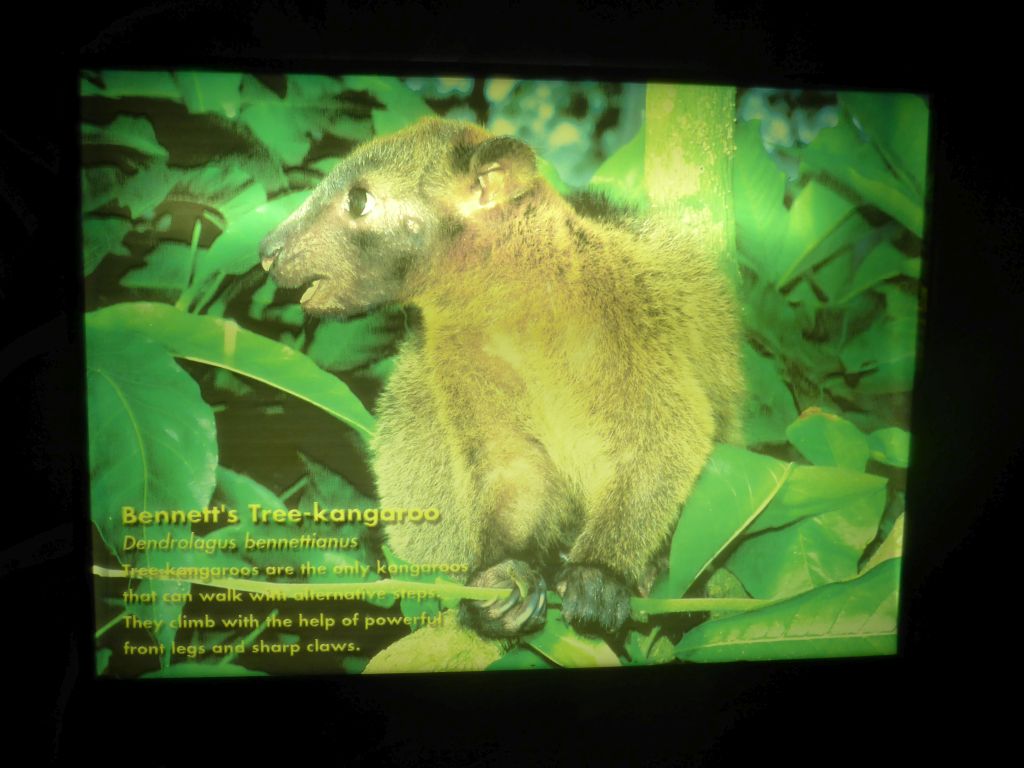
[2,1,1015,763]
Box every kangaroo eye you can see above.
[347,187,375,217]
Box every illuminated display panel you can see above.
[83,70,926,678]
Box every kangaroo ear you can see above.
[469,136,537,207]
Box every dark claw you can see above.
[556,564,631,634]
[461,559,547,638]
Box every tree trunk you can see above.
[644,83,737,269]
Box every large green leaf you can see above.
[675,558,900,662]
[86,324,218,557]
[83,70,181,100]
[237,75,360,165]
[121,242,195,292]
[342,75,434,136]
[87,325,221,667]
[174,71,243,117]
[751,464,887,532]
[536,156,570,196]
[82,162,183,221]
[624,628,676,665]
[83,216,132,276]
[863,514,904,572]
[868,427,911,468]
[87,303,377,439]
[87,323,217,667]
[210,465,381,599]
[294,456,393,607]
[82,167,122,213]
[588,127,647,206]
[786,408,870,472]
[119,162,183,219]
[840,316,918,393]
[286,74,345,102]
[741,344,799,446]
[800,117,923,237]
[840,92,929,199]
[82,116,169,159]
[487,647,555,671]
[652,445,791,599]
[206,467,292,569]
[525,609,621,668]
[239,101,316,166]
[703,567,751,620]
[306,311,401,373]
[188,191,306,301]
[834,241,912,304]
[777,181,860,286]
[363,621,502,673]
[733,120,788,281]
[728,465,887,599]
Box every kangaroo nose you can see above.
[259,233,283,272]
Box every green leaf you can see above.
[868,427,911,468]
[239,102,314,166]
[83,216,132,276]
[834,241,911,304]
[777,181,859,286]
[840,92,929,199]
[365,355,397,387]
[85,323,218,558]
[652,445,791,599]
[800,117,923,237]
[751,464,887,532]
[120,242,195,291]
[703,567,750,620]
[215,466,286,511]
[118,162,183,219]
[174,164,256,206]
[286,74,345,101]
[729,465,887,599]
[863,515,904,572]
[96,648,113,675]
[525,609,621,668]
[342,75,434,136]
[487,647,555,671]
[211,464,381,598]
[247,279,278,322]
[624,628,676,665]
[87,302,377,440]
[786,408,870,471]
[82,167,122,213]
[82,116,169,159]
[741,345,799,445]
[840,316,918,394]
[589,127,647,206]
[134,577,191,668]
[536,155,570,196]
[364,621,503,673]
[192,191,306,294]
[675,558,900,662]
[236,74,359,166]
[84,70,182,100]
[734,120,789,281]
[294,455,393,606]
[174,71,243,116]
[878,283,919,320]
[306,311,401,372]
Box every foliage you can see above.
[83,70,923,675]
